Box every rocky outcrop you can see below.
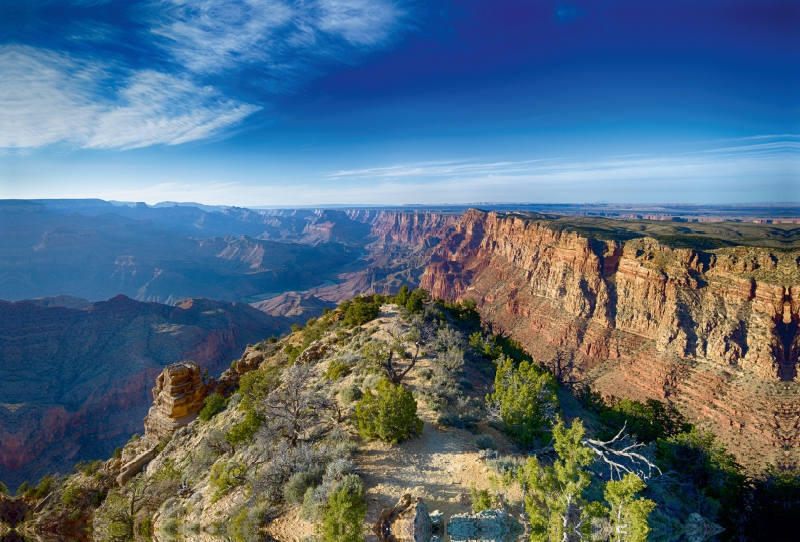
[421,210,800,467]
[367,211,461,247]
[375,494,443,542]
[117,361,212,485]
[142,362,208,444]
[212,345,272,396]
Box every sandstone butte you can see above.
[420,209,800,469]
[116,348,264,485]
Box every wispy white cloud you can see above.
[62,139,797,206]
[328,140,799,183]
[152,0,405,77]
[0,45,259,150]
[1,0,406,150]
[317,0,403,45]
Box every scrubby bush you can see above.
[320,475,366,542]
[225,409,263,449]
[470,485,492,512]
[486,356,558,446]
[154,435,172,454]
[339,384,363,405]
[656,427,745,517]
[238,366,281,408]
[199,393,226,422]
[340,296,380,328]
[0,482,7,496]
[61,483,81,506]
[209,461,246,503]
[285,343,303,363]
[476,435,497,450]
[284,466,325,505]
[592,396,690,443]
[140,516,153,539]
[326,361,351,380]
[27,474,54,499]
[353,378,423,444]
[229,500,274,542]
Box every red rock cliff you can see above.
[421,210,800,467]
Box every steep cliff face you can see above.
[421,210,800,467]
[308,211,461,302]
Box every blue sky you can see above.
[0,0,797,205]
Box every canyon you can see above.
[421,210,800,468]
[0,295,284,489]
[2,200,800,491]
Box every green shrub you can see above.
[353,378,423,444]
[320,476,366,542]
[28,475,54,499]
[61,483,81,506]
[113,447,122,459]
[470,485,492,512]
[209,461,246,503]
[340,385,363,405]
[16,481,30,497]
[285,343,302,363]
[225,409,263,449]
[76,459,104,476]
[140,516,153,539]
[404,289,428,314]
[392,285,410,306]
[0,482,8,496]
[656,427,745,515]
[239,365,281,409]
[91,491,107,507]
[155,435,172,454]
[284,467,325,505]
[326,361,351,380]
[476,435,497,450]
[486,356,558,446]
[161,518,180,536]
[341,297,380,328]
[229,500,273,542]
[199,393,226,422]
[595,397,690,443]
[291,323,303,333]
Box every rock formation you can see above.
[117,361,209,485]
[421,210,800,467]
[142,362,208,444]
[375,494,443,542]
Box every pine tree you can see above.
[488,356,558,446]
[519,419,594,542]
[603,473,655,542]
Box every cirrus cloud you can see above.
[0,45,259,150]
[0,0,408,151]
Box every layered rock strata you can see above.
[143,362,208,443]
[118,362,208,485]
[421,210,800,467]
[117,346,267,485]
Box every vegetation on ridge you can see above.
[5,287,799,541]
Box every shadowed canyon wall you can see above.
[421,210,800,468]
